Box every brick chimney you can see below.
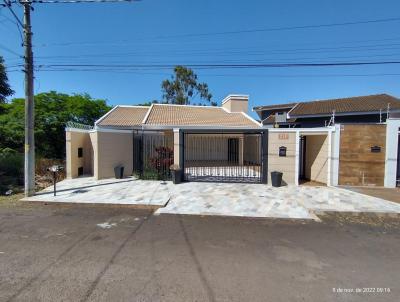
[221,95,249,113]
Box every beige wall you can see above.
[95,131,133,179]
[268,132,296,185]
[66,130,93,178]
[222,96,248,113]
[90,131,98,179]
[304,135,328,184]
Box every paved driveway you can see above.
[23,177,170,206]
[157,182,400,219]
[24,177,400,220]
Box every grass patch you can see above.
[0,193,25,207]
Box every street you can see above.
[0,202,399,302]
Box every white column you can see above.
[327,129,332,186]
[330,124,341,186]
[384,119,400,187]
[295,130,300,186]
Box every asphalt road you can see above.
[0,203,399,302]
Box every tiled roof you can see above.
[96,104,260,128]
[96,106,149,127]
[263,115,297,124]
[290,94,400,116]
[253,102,298,111]
[145,104,258,127]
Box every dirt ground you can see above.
[0,197,399,302]
[344,186,400,204]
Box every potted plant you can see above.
[170,164,182,184]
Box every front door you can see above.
[227,138,239,164]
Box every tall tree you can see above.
[0,91,111,158]
[162,66,215,105]
[0,56,14,103]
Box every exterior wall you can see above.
[305,135,328,184]
[384,118,400,187]
[173,129,181,167]
[339,124,386,186]
[96,131,133,179]
[268,132,297,185]
[222,96,249,113]
[66,130,93,179]
[90,131,98,179]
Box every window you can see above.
[78,147,83,158]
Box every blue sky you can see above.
[1,0,400,118]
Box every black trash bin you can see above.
[171,169,182,184]
[114,165,124,179]
[271,171,283,187]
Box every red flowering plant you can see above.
[148,146,174,180]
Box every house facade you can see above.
[66,95,269,184]
[66,94,400,188]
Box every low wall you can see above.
[95,131,133,179]
[268,132,296,185]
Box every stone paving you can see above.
[156,182,400,219]
[22,177,170,206]
[23,177,400,220]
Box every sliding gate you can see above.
[183,131,267,183]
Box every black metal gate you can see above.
[133,131,174,180]
[183,132,266,183]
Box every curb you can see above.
[313,210,400,219]
[21,199,162,210]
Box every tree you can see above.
[0,56,14,103]
[136,100,159,106]
[162,66,214,105]
[0,91,111,159]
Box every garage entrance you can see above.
[183,131,267,183]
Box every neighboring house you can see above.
[254,94,400,128]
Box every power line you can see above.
[32,61,400,70]
[1,0,23,27]
[151,17,400,39]
[0,42,22,56]
[35,18,400,47]
[30,68,400,78]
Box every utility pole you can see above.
[22,1,35,197]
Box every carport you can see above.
[176,128,268,183]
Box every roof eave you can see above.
[290,109,400,118]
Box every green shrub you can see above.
[0,148,24,193]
